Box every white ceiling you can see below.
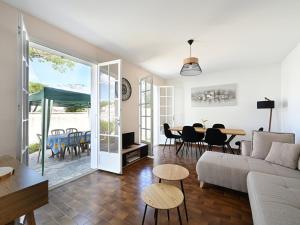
[4,0,300,78]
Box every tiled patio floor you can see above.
[29,150,94,187]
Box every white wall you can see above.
[29,112,90,144]
[0,1,165,157]
[281,43,300,143]
[166,64,282,141]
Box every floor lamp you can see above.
[257,98,275,132]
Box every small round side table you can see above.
[141,183,184,225]
[153,164,189,221]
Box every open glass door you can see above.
[97,60,122,174]
[139,76,153,155]
[17,15,29,165]
[159,86,174,144]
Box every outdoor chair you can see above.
[51,129,65,135]
[81,131,91,155]
[36,134,55,163]
[63,132,83,160]
[66,128,78,133]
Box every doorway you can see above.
[139,76,153,155]
[18,16,123,187]
[27,43,93,187]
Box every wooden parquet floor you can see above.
[35,146,253,225]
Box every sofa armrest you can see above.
[241,141,252,156]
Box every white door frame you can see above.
[139,76,153,155]
[91,60,122,174]
[17,15,29,164]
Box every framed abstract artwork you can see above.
[191,83,237,107]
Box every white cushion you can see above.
[247,172,300,225]
[265,142,300,169]
[251,131,295,159]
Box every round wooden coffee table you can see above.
[153,164,189,221]
[141,183,184,225]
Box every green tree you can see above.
[29,47,75,73]
[65,106,87,112]
[29,82,45,93]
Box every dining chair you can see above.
[63,131,83,159]
[212,123,225,129]
[51,129,65,135]
[192,123,205,149]
[66,128,78,133]
[192,123,203,128]
[204,128,227,152]
[163,123,181,152]
[212,123,227,143]
[181,126,202,158]
[36,134,54,163]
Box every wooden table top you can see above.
[170,127,246,136]
[142,183,183,210]
[0,155,47,198]
[153,164,189,181]
[0,155,48,224]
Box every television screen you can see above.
[122,132,135,149]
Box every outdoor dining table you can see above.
[169,127,246,155]
[47,131,90,158]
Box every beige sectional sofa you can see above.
[196,131,300,225]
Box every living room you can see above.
[0,1,300,225]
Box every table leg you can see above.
[159,179,169,220]
[142,204,147,225]
[25,211,36,225]
[155,209,158,225]
[177,207,182,225]
[176,141,184,155]
[225,135,236,154]
[180,180,188,221]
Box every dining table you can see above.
[47,131,90,158]
[169,127,246,155]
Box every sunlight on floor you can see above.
[29,150,93,187]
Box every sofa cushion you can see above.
[265,142,300,169]
[251,131,295,159]
[247,172,300,225]
[196,151,300,192]
[241,140,252,156]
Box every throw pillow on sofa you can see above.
[265,142,300,169]
[251,131,295,159]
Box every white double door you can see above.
[91,60,122,174]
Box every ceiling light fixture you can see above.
[180,39,202,76]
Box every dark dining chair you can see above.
[192,123,203,128]
[192,123,205,149]
[51,129,65,135]
[66,128,78,133]
[212,123,227,144]
[204,128,227,152]
[212,123,225,129]
[163,123,181,151]
[181,126,202,158]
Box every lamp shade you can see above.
[257,100,275,109]
[180,57,202,76]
